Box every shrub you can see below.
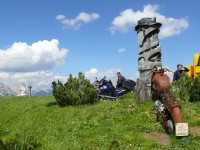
[171,73,200,102]
[171,73,193,102]
[52,72,98,107]
[189,74,200,102]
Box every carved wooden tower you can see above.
[135,17,162,101]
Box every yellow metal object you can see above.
[194,66,200,77]
[185,65,194,77]
[194,53,200,66]
[186,53,200,78]
[194,53,200,77]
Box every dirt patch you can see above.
[142,127,200,145]
[190,127,200,135]
[142,131,170,146]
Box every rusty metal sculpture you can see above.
[135,17,162,101]
[149,66,187,135]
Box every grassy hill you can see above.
[0,94,200,150]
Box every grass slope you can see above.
[0,94,200,149]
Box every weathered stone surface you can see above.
[135,17,162,101]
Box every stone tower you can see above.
[135,17,162,101]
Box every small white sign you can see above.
[175,123,188,136]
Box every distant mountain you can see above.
[0,83,18,97]
[33,89,52,96]
[0,83,53,97]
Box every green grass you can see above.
[0,94,200,149]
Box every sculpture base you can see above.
[135,79,152,101]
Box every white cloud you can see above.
[56,14,65,21]
[85,68,121,78]
[56,12,100,30]
[2,71,59,92]
[0,72,10,79]
[12,71,53,79]
[85,68,99,76]
[110,4,189,38]
[118,48,126,53]
[0,39,69,72]
[53,75,68,83]
[17,79,28,85]
[37,81,51,86]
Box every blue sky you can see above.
[0,0,200,92]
